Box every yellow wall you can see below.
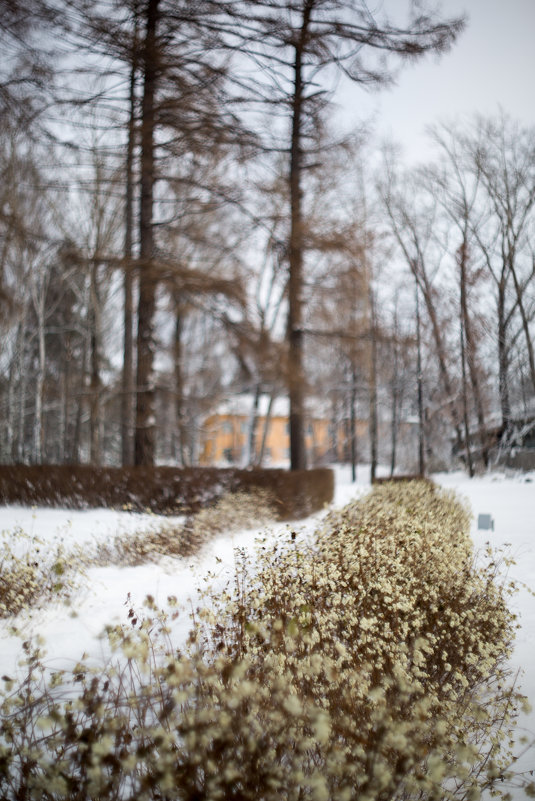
[199,412,366,465]
[199,413,289,464]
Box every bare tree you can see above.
[121,12,140,468]
[134,0,159,466]
[0,0,57,129]
[473,116,535,434]
[227,0,464,469]
[53,0,256,465]
[128,0,256,465]
[0,124,59,462]
[426,123,491,468]
[428,116,535,445]
[380,160,464,454]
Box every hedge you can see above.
[0,465,334,520]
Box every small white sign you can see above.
[477,513,494,531]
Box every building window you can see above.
[222,420,233,433]
[223,448,233,462]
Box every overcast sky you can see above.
[335,0,535,162]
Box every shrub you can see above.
[0,465,334,519]
[0,527,81,618]
[0,492,276,617]
[0,481,530,800]
[92,490,276,566]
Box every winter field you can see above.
[1,466,534,795]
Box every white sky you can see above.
[335,0,535,162]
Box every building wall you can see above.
[200,414,290,465]
[199,412,369,466]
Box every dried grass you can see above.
[91,490,275,566]
[0,527,81,617]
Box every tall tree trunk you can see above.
[389,300,402,478]
[287,9,312,472]
[173,304,189,466]
[497,279,512,437]
[459,279,474,478]
[16,313,29,463]
[415,281,425,476]
[458,240,488,468]
[6,327,19,460]
[329,400,338,462]
[135,0,159,466]
[389,328,399,479]
[122,24,137,467]
[60,333,71,463]
[8,314,26,461]
[34,292,46,464]
[350,361,357,483]
[71,338,87,465]
[89,262,102,465]
[389,387,398,478]
[258,395,274,466]
[369,286,378,483]
[413,263,463,451]
[247,383,261,467]
[122,267,134,464]
[509,257,535,394]
[466,326,489,466]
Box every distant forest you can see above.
[2,0,534,475]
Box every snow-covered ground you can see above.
[434,470,535,792]
[0,466,369,673]
[1,506,187,558]
[1,465,534,789]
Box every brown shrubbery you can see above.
[0,481,532,800]
[0,465,334,518]
[0,492,276,616]
[92,490,276,566]
[0,527,81,618]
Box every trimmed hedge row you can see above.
[372,474,428,484]
[0,464,334,520]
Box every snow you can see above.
[434,470,535,701]
[0,468,368,675]
[1,506,186,557]
[1,465,534,790]
[433,470,535,791]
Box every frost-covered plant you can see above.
[0,493,275,620]
[189,490,275,541]
[0,527,81,618]
[0,481,532,800]
[92,490,276,566]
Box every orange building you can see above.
[199,394,367,466]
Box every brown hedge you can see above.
[372,474,429,484]
[0,465,334,520]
